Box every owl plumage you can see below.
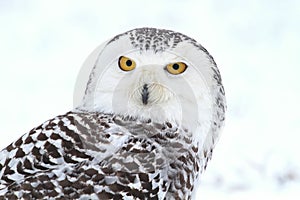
[0,28,226,199]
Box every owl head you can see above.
[75,28,225,143]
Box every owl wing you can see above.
[0,111,170,199]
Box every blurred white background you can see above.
[0,0,299,199]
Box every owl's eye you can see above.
[166,62,188,75]
[118,56,136,71]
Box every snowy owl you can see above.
[0,28,226,199]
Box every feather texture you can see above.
[0,111,201,199]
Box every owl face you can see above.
[79,28,218,135]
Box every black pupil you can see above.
[126,60,132,67]
[172,63,180,70]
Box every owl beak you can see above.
[141,84,149,105]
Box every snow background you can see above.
[0,0,299,199]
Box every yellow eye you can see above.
[166,62,188,75]
[118,56,136,71]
